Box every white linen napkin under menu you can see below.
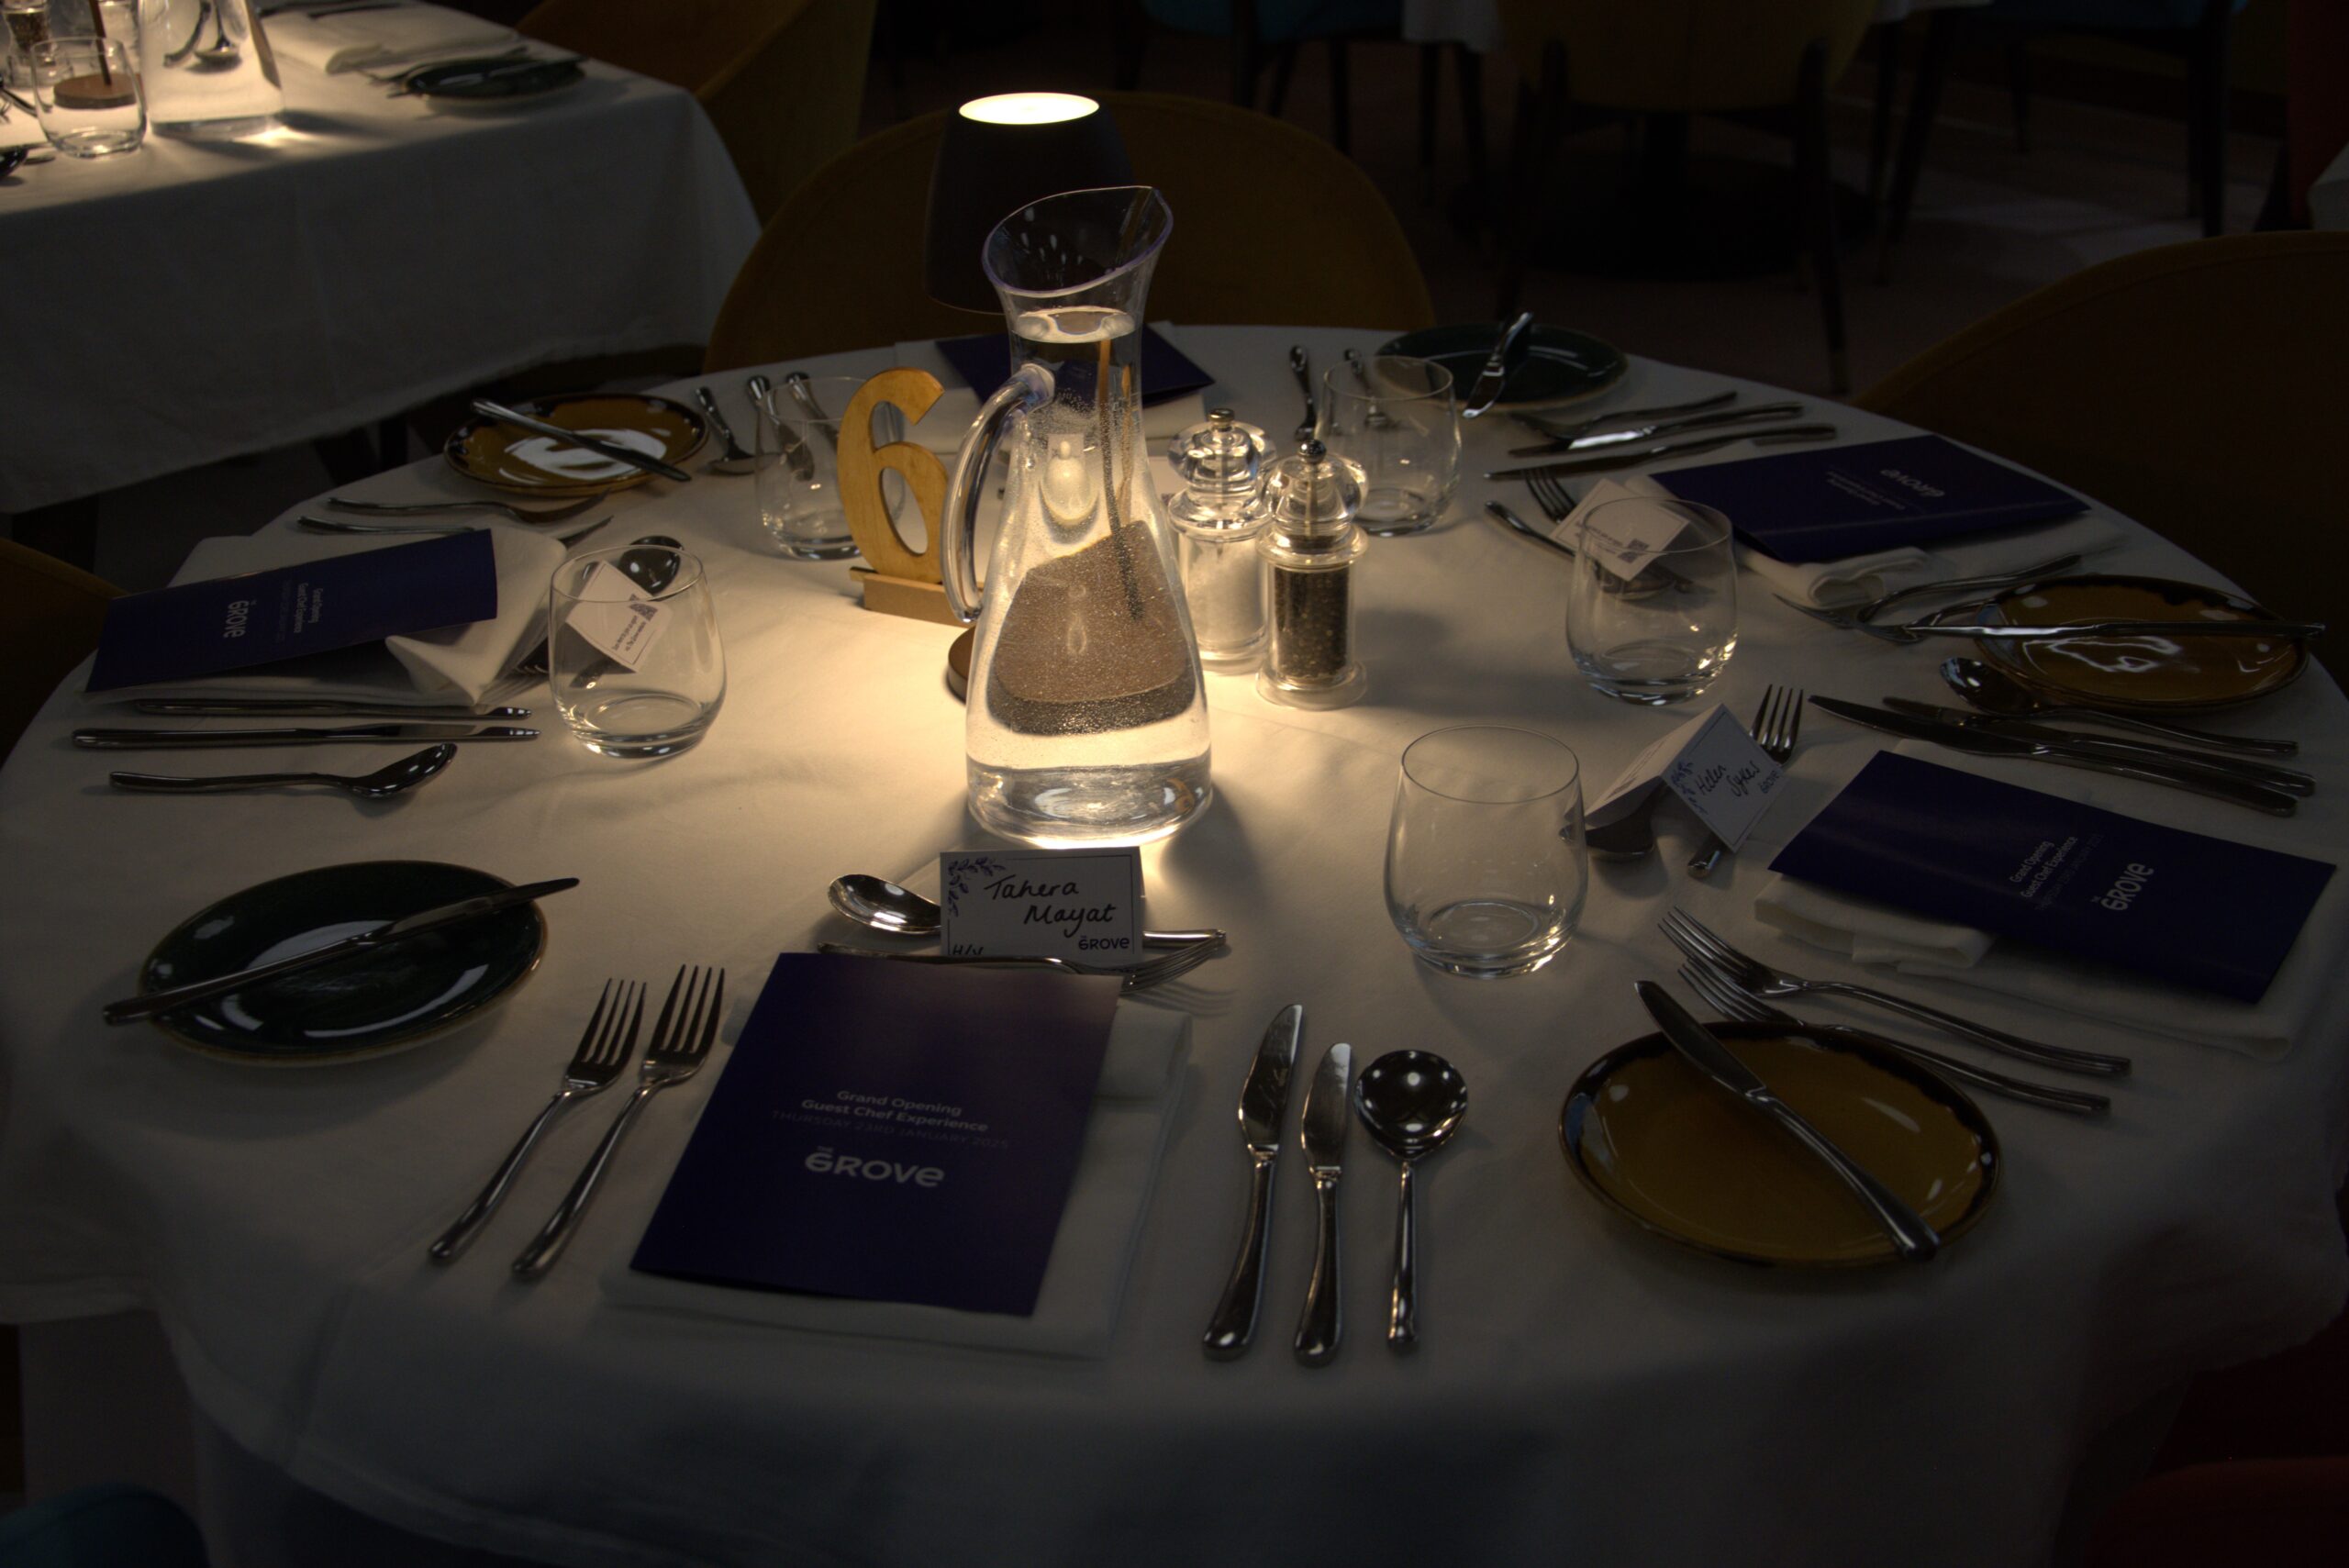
[264,2,512,74]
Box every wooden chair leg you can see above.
[2008,38,2032,155]
[1496,43,1565,318]
[1454,44,1489,204]
[1866,20,1900,213]
[2193,0,2232,236]
[1232,0,1261,107]
[1264,40,1298,117]
[1328,37,1350,153]
[1418,42,1440,201]
[1797,45,1850,395]
[1878,8,1956,284]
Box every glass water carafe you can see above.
[942,186,1211,847]
[139,0,284,139]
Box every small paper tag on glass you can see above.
[1575,495,1690,584]
[1590,703,1785,851]
[564,562,669,672]
[938,848,1143,961]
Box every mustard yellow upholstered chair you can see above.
[517,0,876,219]
[1493,0,1876,391]
[1855,232,2349,650]
[0,539,119,762]
[701,90,1437,373]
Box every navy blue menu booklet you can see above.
[631,955,1122,1316]
[934,325,1214,407]
[1771,752,2335,1002]
[1657,434,2086,563]
[86,531,498,692]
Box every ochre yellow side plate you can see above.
[1978,574,2306,712]
[1561,1023,1999,1267]
[446,394,707,495]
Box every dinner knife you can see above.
[1459,310,1534,419]
[469,399,693,484]
[1483,501,1576,562]
[1879,698,2316,795]
[746,373,815,481]
[130,700,531,720]
[1635,982,1939,1262]
[73,725,537,748]
[1203,1003,1304,1360]
[1293,1041,1353,1366]
[1509,388,1737,445]
[1506,401,1805,458]
[1808,697,2299,816]
[1485,423,1838,481]
[102,878,578,1025]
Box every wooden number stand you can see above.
[839,368,962,627]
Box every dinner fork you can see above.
[813,940,1223,993]
[327,495,603,524]
[1657,907,2131,1076]
[1677,962,2110,1117]
[298,515,611,547]
[1687,686,1802,879]
[1522,470,1578,523]
[513,966,725,1279]
[429,980,643,1262]
[1770,553,2086,629]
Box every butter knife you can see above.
[1507,401,1805,457]
[1459,310,1534,419]
[746,373,814,481]
[1485,423,1838,480]
[1636,982,1939,1262]
[1203,1003,1304,1360]
[469,399,693,484]
[1293,1041,1353,1366]
[1879,698,2316,795]
[74,725,537,748]
[783,373,843,453]
[131,700,530,719]
[103,878,578,1024]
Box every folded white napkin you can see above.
[894,328,1213,458]
[1556,475,2126,609]
[264,2,512,74]
[85,526,562,707]
[599,1004,1189,1358]
[1750,742,2349,1058]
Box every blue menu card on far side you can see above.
[631,955,1121,1316]
[1771,752,2334,1002]
[86,531,498,692]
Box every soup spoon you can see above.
[1941,656,2298,757]
[109,743,456,798]
[1354,1050,1468,1352]
[826,873,1222,950]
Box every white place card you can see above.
[564,562,670,672]
[1561,481,1689,583]
[939,848,1143,961]
[1589,703,1786,851]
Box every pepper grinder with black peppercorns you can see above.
[1257,438,1367,708]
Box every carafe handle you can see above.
[942,364,1053,625]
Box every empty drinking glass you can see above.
[1386,726,1588,978]
[1564,496,1738,705]
[754,374,888,561]
[30,37,142,157]
[549,546,726,759]
[1318,355,1459,536]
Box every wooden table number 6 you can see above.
[840,367,961,627]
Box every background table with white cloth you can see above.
[0,46,758,516]
[3,327,2346,1567]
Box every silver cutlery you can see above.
[1771,554,2085,628]
[1458,310,1534,419]
[298,514,610,547]
[1510,388,1736,445]
[1658,906,2132,1075]
[1879,698,2315,795]
[1522,469,1580,524]
[1941,656,2299,757]
[1856,617,2324,646]
[1688,685,1803,878]
[825,873,1222,950]
[0,150,25,179]
[694,386,757,475]
[783,373,843,452]
[1637,981,1940,1262]
[514,965,723,1279]
[388,56,584,97]
[102,877,577,1025]
[1353,1050,1467,1351]
[812,941,1220,994]
[1342,348,1394,428]
[131,699,529,719]
[74,723,536,749]
[361,44,529,83]
[109,743,455,798]
[1486,423,1838,482]
[1481,500,1575,562]
[1293,1040,1352,1366]
[1287,345,1316,443]
[429,979,643,1262]
[1809,696,2299,816]
[469,399,692,484]
[1204,1004,1303,1360]
[1508,401,1805,458]
[1678,962,2110,1117]
[746,373,815,480]
[327,495,602,523]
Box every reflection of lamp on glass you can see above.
[922,92,1134,312]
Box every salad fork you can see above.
[513,966,725,1278]
[1678,962,2110,1117]
[813,940,1222,992]
[328,495,602,524]
[1687,686,1803,879]
[429,980,643,1262]
[1657,907,2131,1076]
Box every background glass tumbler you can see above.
[549,546,726,759]
[1386,726,1589,977]
[1564,496,1738,705]
[755,375,891,561]
[31,37,142,157]
[1318,355,1459,536]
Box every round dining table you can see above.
[3,327,2346,1568]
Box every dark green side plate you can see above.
[408,58,584,103]
[139,862,544,1066]
[1377,323,1627,408]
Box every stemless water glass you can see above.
[549,546,726,759]
[1318,355,1459,536]
[1564,496,1738,705]
[754,375,895,561]
[1386,726,1589,978]
[30,37,142,157]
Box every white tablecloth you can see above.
[3,327,2347,1568]
[0,52,758,514]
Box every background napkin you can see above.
[265,3,511,74]
[599,1004,1189,1358]
[1557,475,2126,608]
